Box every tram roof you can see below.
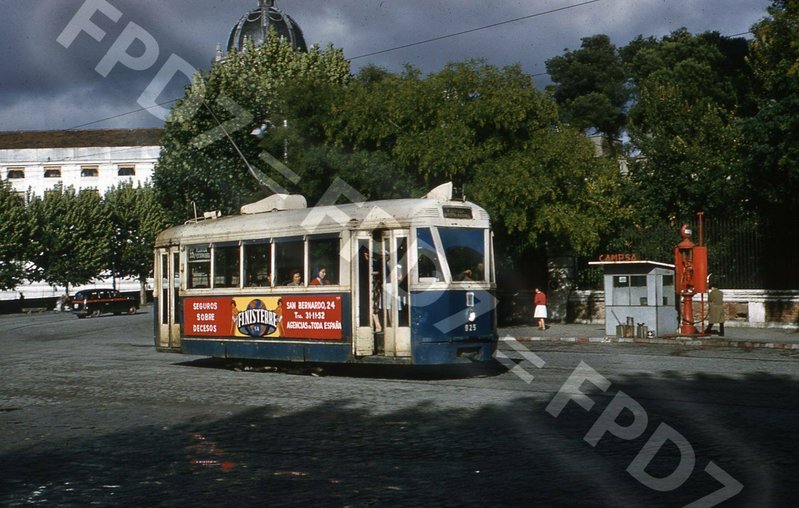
[155,196,491,247]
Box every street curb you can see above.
[501,336,799,349]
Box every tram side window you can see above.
[213,244,240,288]
[275,238,304,286]
[308,235,339,285]
[416,228,442,282]
[438,227,486,282]
[187,245,211,289]
[244,241,272,287]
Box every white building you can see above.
[0,129,162,303]
[0,129,161,199]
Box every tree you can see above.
[745,0,799,219]
[471,127,627,258]
[104,183,171,303]
[329,61,560,189]
[154,33,350,223]
[27,186,112,295]
[545,35,630,153]
[621,29,754,222]
[0,183,28,290]
[742,0,799,287]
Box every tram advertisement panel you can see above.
[183,295,343,340]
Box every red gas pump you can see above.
[674,222,707,335]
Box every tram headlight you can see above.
[465,291,477,322]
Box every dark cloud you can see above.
[0,0,770,131]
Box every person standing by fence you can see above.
[533,288,548,331]
[705,284,725,336]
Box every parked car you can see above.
[71,289,138,318]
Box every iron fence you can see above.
[574,216,797,290]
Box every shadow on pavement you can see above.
[2,371,796,506]
[174,357,508,380]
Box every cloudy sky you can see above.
[0,0,772,132]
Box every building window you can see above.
[79,188,100,197]
[44,166,61,178]
[81,166,99,177]
[6,167,24,179]
[117,165,136,176]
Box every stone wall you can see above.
[568,289,799,328]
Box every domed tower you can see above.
[226,0,307,54]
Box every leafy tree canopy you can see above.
[104,183,171,283]
[744,0,799,222]
[545,34,629,148]
[0,183,28,290]
[472,128,628,257]
[27,186,112,292]
[621,29,753,222]
[154,32,351,223]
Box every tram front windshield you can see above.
[438,227,487,282]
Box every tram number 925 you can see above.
[464,323,478,333]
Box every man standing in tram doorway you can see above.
[705,284,725,336]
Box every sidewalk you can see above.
[499,323,799,349]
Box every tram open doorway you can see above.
[353,230,410,359]
[155,246,181,351]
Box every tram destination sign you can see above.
[442,206,473,219]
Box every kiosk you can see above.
[589,260,678,338]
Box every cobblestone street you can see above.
[2,310,798,506]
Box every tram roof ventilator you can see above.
[240,193,308,214]
[186,182,459,223]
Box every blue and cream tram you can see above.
[153,184,497,365]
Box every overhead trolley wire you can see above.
[62,0,758,131]
[66,98,179,131]
[348,0,604,60]
[64,1,604,131]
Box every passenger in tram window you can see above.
[458,268,473,281]
[310,266,331,285]
[286,270,303,286]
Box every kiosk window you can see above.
[661,274,675,306]
[630,275,647,306]
[613,275,649,306]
